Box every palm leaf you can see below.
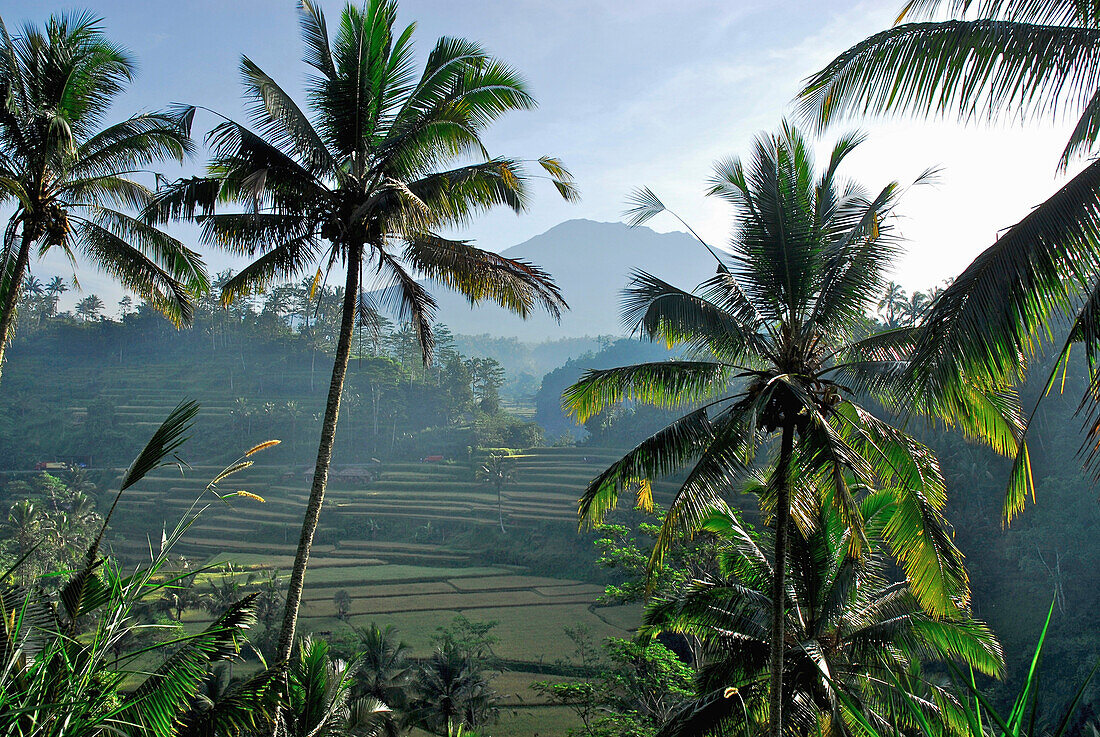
[402,233,565,319]
[798,20,1100,131]
[120,593,259,737]
[562,361,735,424]
[576,405,716,527]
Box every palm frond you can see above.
[71,217,196,326]
[70,111,192,179]
[624,270,768,362]
[563,361,735,423]
[403,233,565,319]
[624,186,668,227]
[910,155,1100,414]
[798,20,1100,132]
[119,400,199,492]
[220,235,321,304]
[239,56,336,177]
[120,594,258,737]
[577,406,716,527]
[375,248,437,365]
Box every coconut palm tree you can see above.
[477,452,517,533]
[353,623,415,737]
[901,290,931,327]
[280,637,390,737]
[409,642,498,736]
[75,293,104,322]
[150,0,575,670]
[642,498,1003,737]
[798,0,1100,519]
[877,281,906,328]
[44,275,67,317]
[3,498,41,566]
[562,123,1020,737]
[0,12,207,376]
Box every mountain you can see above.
[428,219,720,340]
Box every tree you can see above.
[352,623,415,737]
[798,0,1100,519]
[476,452,516,532]
[75,294,104,322]
[533,630,695,737]
[467,357,506,414]
[335,589,352,620]
[901,289,930,326]
[409,642,498,736]
[44,276,68,317]
[281,637,389,737]
[876,280,906,328]
[0,403,280,737]
[3,498,41,569]
[0,11,206,377]
[150,0,576,669]
[562,124,1019,737]
[642,501,1004,737]
[204,562,255,614]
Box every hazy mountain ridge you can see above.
[424,220,720,339]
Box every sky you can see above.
[0,0,1081,314]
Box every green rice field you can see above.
[93,413,660,737]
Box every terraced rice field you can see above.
[93,418,659,737]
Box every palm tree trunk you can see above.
[497,483,505,533]
[0,229,35,380]
[769,420,794,737]
[276,245,362,666]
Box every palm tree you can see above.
[353,623,415,737]
[642,499,1004,737]
[0,12,207,376]
[477,452,516,532]
[4,498,41,566]
[75,293,104,322]
[797,0,1100,519]
[409,643,498,736]
[877,281,906,328]
[562,123,1019,737]
[281,637,389,737]
[150,0,576,669]
[901,290,931,327]
[44,276,67,317]
[0,403,278,737]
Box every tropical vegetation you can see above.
[642,501,1004,737]
[563,123,1023,737]
[0,2,1097,737]
[0,11,207,377]
[799,0,1100,520]
[147,0,577,668]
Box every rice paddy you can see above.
[93,424,662,737]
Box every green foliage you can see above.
[432,615,500,662]
[346,623,414,736]
[798,0,1100,517]
[0,472,101,584]
[280,636,389,737]
[839,597,1100,737]
[409,642,499,736]
[563,124,1025,737]
[0,9,205,353]
[0,286,538,470]
[643,502,1004,737]
[592,506,714,607]
[533,629,695,737]
[0,404,282,737]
